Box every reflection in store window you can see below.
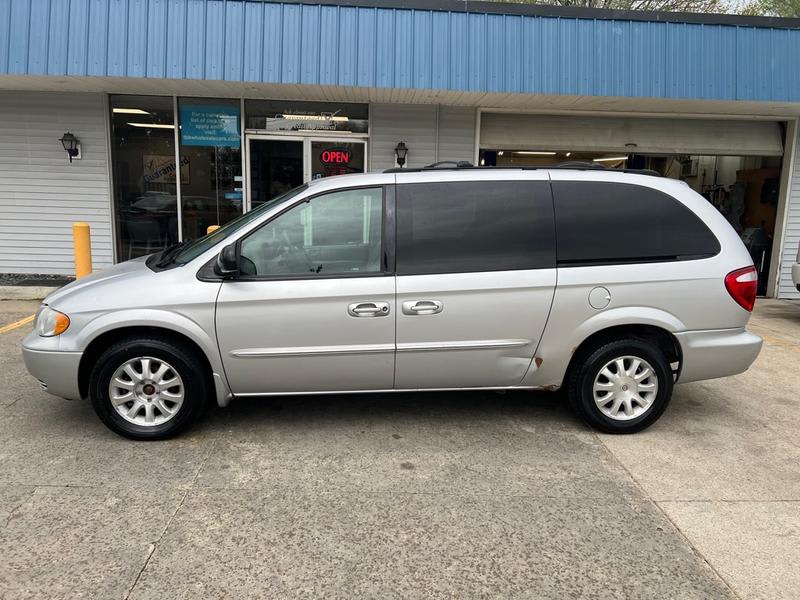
[110,95,180,260]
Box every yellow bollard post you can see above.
[207,225,220,235]
[72,222,93,279]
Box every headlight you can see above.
[36,306,70,337]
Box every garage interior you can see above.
[478,113,786,295]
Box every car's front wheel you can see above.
[567,338,673,434]
[89,335,209,440]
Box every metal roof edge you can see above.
[264,0,800,30]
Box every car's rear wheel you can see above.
[89,335,209,440]
[567,338,673,433]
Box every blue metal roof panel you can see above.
[394,8,412,89]
[412,9,432,90]
[3,0,800,103]
[431,10,450,90]
[375,8,395,89]
[204,0,225,80]
[300,4,320,84]
[243,0,262,81]
[48,0,71,76]
[28,0,51,75]
[146,0,168,78]
[8,0,30,75]
[318,5,338,85]
[224,0,245,81]
[88,0,110,77]
[127,0,148,78]
[68,0,91,76]
[280,2,301,83]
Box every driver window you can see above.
[240,187,383,277]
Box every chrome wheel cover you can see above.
[108,356,185,427]
[592,355,658,421]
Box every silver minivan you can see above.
[23,166,762,439]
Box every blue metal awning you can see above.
[1,0,799,103]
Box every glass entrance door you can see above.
[248,137,305,209]
[247,135,367,209]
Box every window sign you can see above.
[320,148,352,165]
[246,100,369,133]
[260,112,368,134]
[180,105,240,147]
[142,155,190,184]
[312,141,365,179]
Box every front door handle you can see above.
[402,300,443,315]
[348,302,390,317]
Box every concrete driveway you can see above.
[0,298,798,599]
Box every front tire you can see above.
[567,338,673,434]
[89,335,209,440]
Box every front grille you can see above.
[37,380,47,391]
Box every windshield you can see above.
[172,184,308,265]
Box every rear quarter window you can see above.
[396,180,556,275]
[551,181,720,265]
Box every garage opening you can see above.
[479,113,786,295]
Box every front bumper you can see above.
[22,332,82,400]
[674,328,762,384]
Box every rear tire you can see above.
[89,335,209,440]
[567,338,673,434]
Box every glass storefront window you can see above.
[178,98,243,240]
[110,96,370,262]
[110,95,180,260]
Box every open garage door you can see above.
[479,113,784,157]
[478,112,787,297]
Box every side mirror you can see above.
[214,243,239,278]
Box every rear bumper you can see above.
[675,328,762,384]
[22,333,82,400]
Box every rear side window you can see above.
[552,181,720,265]
[396,181,555,275]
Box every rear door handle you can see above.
[402,300,443,315]
[348,302,390,317]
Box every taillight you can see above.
[725,266,757,312]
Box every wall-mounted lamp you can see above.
[394,141,408,168]
[59,132,81,163]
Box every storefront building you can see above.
[1,0,799,298]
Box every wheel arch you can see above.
[78,325,217,401]
[563,323,683,387]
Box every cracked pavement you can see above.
[0,298,798,599]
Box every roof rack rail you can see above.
[553,160,661,176]
[424,160,474,169]
[384,160,474,173]
[384,163,661,177]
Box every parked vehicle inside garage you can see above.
[22,165,762,439]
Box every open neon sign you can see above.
[320,148,352,165]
